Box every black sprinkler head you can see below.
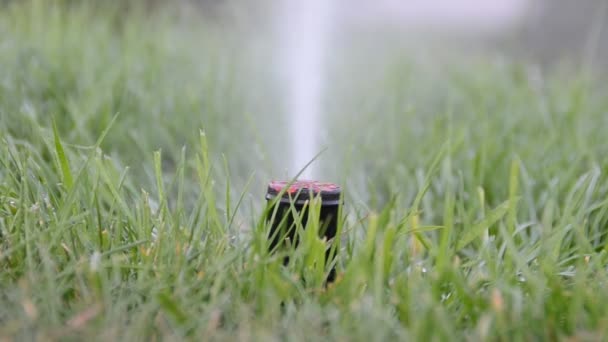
[265,180,342,283]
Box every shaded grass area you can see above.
[2,1,608,340]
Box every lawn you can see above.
[2,1,608,340]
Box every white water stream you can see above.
[277,0,334,179]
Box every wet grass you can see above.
[2,1,608,340]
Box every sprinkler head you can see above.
[265,180,342,282]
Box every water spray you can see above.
[278,0,334,179]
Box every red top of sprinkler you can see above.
[266,180,341,205]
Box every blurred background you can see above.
[179,0,608,65]
[1,0,606,212]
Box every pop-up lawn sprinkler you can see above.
[265,180,342,282]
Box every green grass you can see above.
[2,1,608,340]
